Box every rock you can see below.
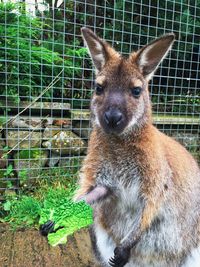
[14,149,48,186]
[43,126,62,140]
[52,119,71,127]
[43,119,71,140]
[48,152,60,167]
[9,117,43,130]
[72,120,91,139]
[42,131,86,156]
[43,125,69,140]
[6,131,42,149]
[24,101,70,110]
[71,110,90,120]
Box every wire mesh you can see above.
[0,0,199,199]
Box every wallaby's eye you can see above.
[95,84,104,95]
[131,87,142,98]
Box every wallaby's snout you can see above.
[104,108,123,127]
[97,89,128,134]
[104,107,123,133]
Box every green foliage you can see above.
[0,2,88,103]
[3,164,14,177]
[2,184,93,245]
[3,196,41,227]
[39,186,93,246]
[18,169,28,184]
[17,149,42,160]
[1,1,199,111]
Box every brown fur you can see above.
[74,28,200,267]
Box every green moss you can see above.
[17,149,44,160]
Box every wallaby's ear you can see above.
[135,33,175,80]
[81,27,119,72]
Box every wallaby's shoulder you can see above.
[151,126,200,181]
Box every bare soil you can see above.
[0,224,96,267]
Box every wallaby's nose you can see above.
[104,109,123,127]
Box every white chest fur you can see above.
[94,161,185,266]
[183,247,200,267]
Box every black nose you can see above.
[104,109,123,127]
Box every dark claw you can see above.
[39,220,55,236]
[39,220,65,236]
[109,258,127,267]
[109,246,130,267]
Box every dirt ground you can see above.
[0,224,96,267]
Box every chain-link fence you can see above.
[0,0,199,199]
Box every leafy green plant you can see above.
[0,2,89,104]
[3,196,41,227]
[18,169,28,185]
[39,186,93,246]
[2,184,93,246]
[3,164,14,177]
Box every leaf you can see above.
[4,164,13,176]
[3,200,11,211]
[48,228,69,246]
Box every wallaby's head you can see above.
[82,28,175,135]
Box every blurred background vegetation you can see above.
[0,0,199,114]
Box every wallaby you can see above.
[74,28,200,267]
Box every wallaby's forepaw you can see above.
[74,185,108,205]
[109,246,130,267]
[73,188,89,202]
[39,220,64,236]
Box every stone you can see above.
[24,101,71,110]
[72,120,91,139]
[52,119,71,127]
[71,110,90,120]
[6,131,42,149]
[14,149,48,186]
[48,152,60,167]
[9,117,43,130]
[43,125,70,141]
[153,115,200,125]
[43,119,71,140]
[42,131,86,156]
[43,126,62,140]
